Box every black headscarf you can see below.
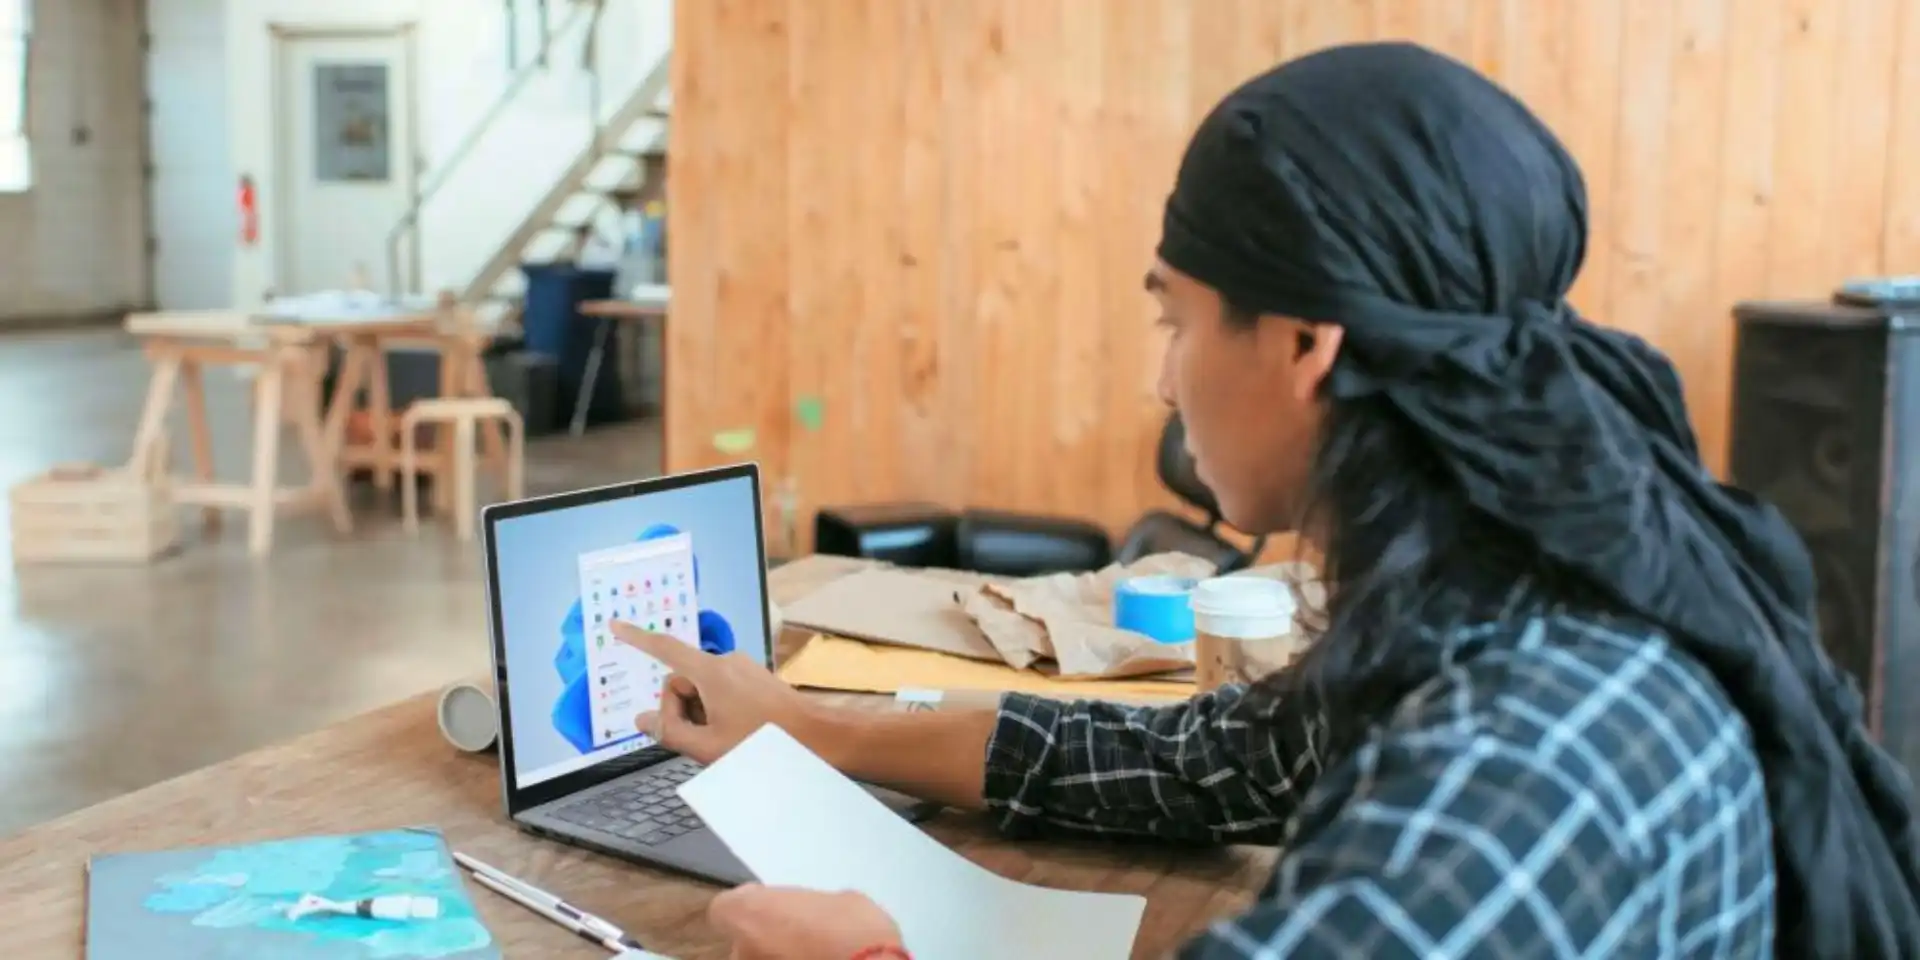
[1158,41,1920,957]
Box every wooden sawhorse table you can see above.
[124,311,355,557]
[125,307,502,556]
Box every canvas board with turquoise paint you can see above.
[85,826,499,960]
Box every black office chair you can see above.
[814,413,1268,577]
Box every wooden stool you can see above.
[329,293,504,498]
[399,398,525,542]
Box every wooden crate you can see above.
[9,463,180,564]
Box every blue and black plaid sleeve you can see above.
[983,683,1324,845]
[984,615,1778,957]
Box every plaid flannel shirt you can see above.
[983,612,1776,957]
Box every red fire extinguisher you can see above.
[238,175,258,247]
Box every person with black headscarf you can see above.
[612,42,1920,957]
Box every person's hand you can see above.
[709,884,903,960]
[612,621,818,764]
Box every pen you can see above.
[454,851,645,951]
[469,872,634,953]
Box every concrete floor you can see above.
[0,329,661,837]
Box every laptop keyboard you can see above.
[548,759,705,847]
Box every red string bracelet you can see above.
[848,946,911,960]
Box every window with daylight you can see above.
[0,0,29,193]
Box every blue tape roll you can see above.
[1113,575,1198,644]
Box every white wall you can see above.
[0,0,147,323]
[224,0,669,306]
[146,0,231,310]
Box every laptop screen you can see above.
[490,471,770,791]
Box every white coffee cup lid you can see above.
[1189,576,1295,620]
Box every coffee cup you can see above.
[1189,576,1299,691]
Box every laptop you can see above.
[480,463,928,885]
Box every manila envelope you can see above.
[778,633,1195,703]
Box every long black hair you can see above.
[1235,303,1609,756]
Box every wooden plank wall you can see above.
[668,0,1920,547]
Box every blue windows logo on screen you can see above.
[548,523,736,754]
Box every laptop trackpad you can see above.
[655,828,756,886]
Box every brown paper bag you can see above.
[777,553,1326,682]
[778,567,1003,662]
[961,553,1216,679]
[961,555,1327,680]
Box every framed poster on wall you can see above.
[312,62,390,182]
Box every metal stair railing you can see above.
[382,0,603,297]
[455,55,669,306]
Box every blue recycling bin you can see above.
[520,263,626,427]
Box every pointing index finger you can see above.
[611,620,703,671]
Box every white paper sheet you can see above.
[678,725,1146,960]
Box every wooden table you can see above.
[575,293,667,437]
[125,310,359,557]
[123,308,501,556]
[0,558,1273,957]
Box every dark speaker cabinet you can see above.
[1729,300,1920,771]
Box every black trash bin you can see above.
[521,264,627,428]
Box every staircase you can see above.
[384,0,671,327]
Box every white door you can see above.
[274,30,417,295]
[145,0,232,309]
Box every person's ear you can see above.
[1289,322,1342,402]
